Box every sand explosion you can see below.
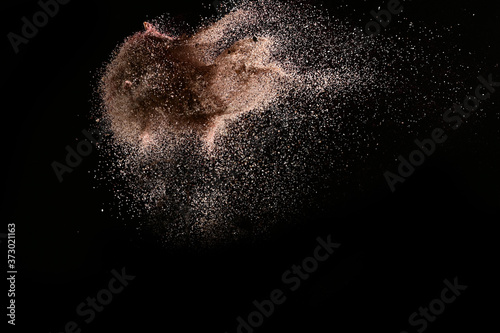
[101,18,286,145]
[95,0,470,248]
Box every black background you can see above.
[2,0,499,332]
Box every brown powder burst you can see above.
[94,0,473,249]
[100,20,286,146]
